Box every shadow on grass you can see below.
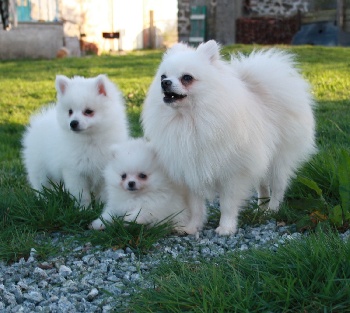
[0,122,25,161]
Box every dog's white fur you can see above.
[90,138,192,232]
[22,74,129,206]
[142,40,316,235]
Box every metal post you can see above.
[337,0,344,30]
[149,10,155,49]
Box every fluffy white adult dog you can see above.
[90,138,191,232]
[142,40,316,235]
[22,74,129,206]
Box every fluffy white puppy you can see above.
[142,40,316,235]
[90,138,191,232]
[22,74,129,206]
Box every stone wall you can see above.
[178,0,312,44]
[248,0,310,17]
[0,22,64,60]
[178,0,191,42]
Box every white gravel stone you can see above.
[33,267,48,280]
[23,291,43,304]
[87,288,99,301]
[58,265,72,277]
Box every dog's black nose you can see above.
[161,79,172,91]
[128,181,135,188]
[70,120,79,130]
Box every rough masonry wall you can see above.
[249,0,310,17]
[178,0,311,44]
[178,0,191,42]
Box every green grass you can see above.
[128,230,350,312]
[1,45,350,310]
[0,181,174,262]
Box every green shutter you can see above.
[189,5,206,45]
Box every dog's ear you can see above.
[164,42,192,59]
[55,75,70,95]
[96,74,108,97]
[196,40,221,63]
[110,144,120,159]
[144,140,158,162]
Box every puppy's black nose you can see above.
[161,79,172,91]
[70,120,79,130]
[128,181,135,188]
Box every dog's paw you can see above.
[182,225,199,235]
[215,225,237,236]
[268,200,280,212]
[257,198,270,210]
[89,219,106,230]
[183,220,203,235]
[173,225,189,235]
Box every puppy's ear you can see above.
[196,40,221,63]
[144,141,157,160]
[163,42,192,59]
[96,74,108,97]
[109,144,120,159]
[55,75,70,95]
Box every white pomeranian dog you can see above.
[90,138,192,232]
[22,74,129,206]
[142,40,316,235]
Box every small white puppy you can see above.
[142,40,316,235]
[90,138,192,232]
[22,74,129,206]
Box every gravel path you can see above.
[0,218,306,313]
[2,194,350,313]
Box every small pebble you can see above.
[87,288,99,301]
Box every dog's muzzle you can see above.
[161,79,187,104]
[70,120,80,131]
[161,79,172,91]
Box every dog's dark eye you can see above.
[161,74,167,81]
[181,74,193,84]
[121,173,127,180]
[139,173,147,179]
[68,109,73,116]
[84,109,94,116]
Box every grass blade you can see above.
[338,149,350,215]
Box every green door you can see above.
[17,0,31,22]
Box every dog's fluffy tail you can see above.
[230,49,314,114]
[231,48,317,167]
